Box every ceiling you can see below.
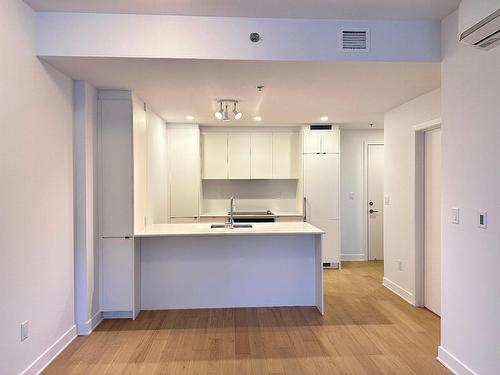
[26,0,459,20]
[43,57,440,128]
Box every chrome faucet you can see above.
[227,196,236,229]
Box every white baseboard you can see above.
[77,311,103,335]
[341,253,367,261]
[102,310,133,319]
[382,277,415,305]
[437,346,477,375]
[20,325,77,375]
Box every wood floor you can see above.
[44,261,448,374]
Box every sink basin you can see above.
[210,224,253,229]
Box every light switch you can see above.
[451,207,460,224]
[478,211,487,229]
[384,195,390,205]
[21,321,29,341]
[349,192,355,200]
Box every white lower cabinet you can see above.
[102,237,134,312]
[314,219,340,265]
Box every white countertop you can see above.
[135,222,324,237]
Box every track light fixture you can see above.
[214,99,242,122]
[223,105,230,122]
[214,101,224,120]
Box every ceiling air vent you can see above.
[340,28,370,52]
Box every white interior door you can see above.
[424,128,442,316]
[367,144,384,260]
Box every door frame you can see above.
[363,141,384,261]
[413,118,442,307]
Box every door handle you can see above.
[369,209,379,214]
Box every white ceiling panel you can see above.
[42,57,440,128]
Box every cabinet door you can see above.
[251,133,273,179]
[132,96,147,233]
[102,238,133,311]
[273,132,299,178]
[169,128,200,218]
[202,133,227,179]
[303,131,321,154]
[303,153,339,220]
[320,129,339,154]
[100,99,133,237]
[315,219,339,264]
[228,133,251,179]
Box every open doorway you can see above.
[365,142,384,261]
[414,119,442,315]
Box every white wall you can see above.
[146,109,168,224]
[73,81,100,335]
[35,12,441,62]
[0,0,75,373]
[340,129,384,260]
[439,10,500,375]
[383,89,441,303]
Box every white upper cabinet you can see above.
[228,133,251,179]
[251,133,273,179]
[303,131,322,154]
[202,130,301,180]
[168,126,200,218]
[303,126,339,154]
[273,132,299,178]
[99,97,134,237]
[320,129,339,153]
[202,133,228,179]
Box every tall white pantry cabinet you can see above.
[302,125,340,267]
[98,90,141,319]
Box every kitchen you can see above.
[5,0,499,373]
[99,91,340,317]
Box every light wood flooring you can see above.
[44,261,448,374]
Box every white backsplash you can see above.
[201,179,301,214]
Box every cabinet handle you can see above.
[303,197,307,222]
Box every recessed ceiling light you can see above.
[320,116,329,122]
[185,115,194,121]
[254,116,262,122]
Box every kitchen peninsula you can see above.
[135,222,325,313]
[97,91,338,320]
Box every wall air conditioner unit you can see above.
[460,8,500,50]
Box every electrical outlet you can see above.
[478,211,487,229]
[451,207,460,224]
[397,260,402,271]
[21,321,29,341]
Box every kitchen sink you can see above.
[210,224,253,229]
